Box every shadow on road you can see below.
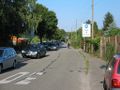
[1,62,28,74]
[100,65,106,70]
[16,62,27,69]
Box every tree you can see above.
[35,4,48,42]
[0,0,37,46]
[86,19,91,24]
[94,22,99,37]
[36,4,58,42]
[104,22,120,36]
[0,0,27,45]
[53,28,66,40]
[103,12,114,31]
[45,11,58,40]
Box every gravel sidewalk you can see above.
[79,49,106,90]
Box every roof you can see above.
[0,47,14,50]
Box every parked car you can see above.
[47,42,58,51]
[103,53,120,90]
[0,47,17,73]
[41,42,49,51]
[21,44,46,58]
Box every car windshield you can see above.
[48,43,56,46]
[27,45,37,50]
[0,50,4,57]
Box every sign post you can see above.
[82,24,91,51]
[82,24,91,37]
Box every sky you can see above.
[37,0,120,32]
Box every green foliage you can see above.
[0,0,37,45]
[103,12,114,31]
[53,29,66,40]
[0,0,58,46]
[104,23,120,36]
[35,4,48,42]
[31,36,40,44]
[35,4,58,42]
[104,28,120,36]
[69,28,83,48]
[89,37,100,52]
[105,44,115,62]
[45,11,58,40]
[71,40,81,49]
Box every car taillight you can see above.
[112,79,120,88]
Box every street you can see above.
[0,48,105,90]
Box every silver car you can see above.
[21,44,46,58]
[0,47,17,73]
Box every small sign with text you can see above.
[82,24,91,37]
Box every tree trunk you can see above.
[40,37,42,43]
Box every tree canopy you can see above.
[0,0,60,46]
[35,4,58,42]
[103,12,114,31]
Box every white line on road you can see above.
[36,72,44,76]
[15,77,36,85]
[0,72,29,84]
[28,72,36,77]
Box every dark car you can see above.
[103,54,120,90]
[0,47,17,73]
[47,42,58,51]
[41,42,49,51]
[21,44,46,58]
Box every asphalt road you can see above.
[0,48,105,90]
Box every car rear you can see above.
[111,58,120,90]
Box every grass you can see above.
[79,50,89,74]
[85,59,89,74]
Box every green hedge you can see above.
[105,44,115,62]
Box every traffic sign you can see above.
[82,24,91,37]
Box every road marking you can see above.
[0,71,45,85]
[36,72,44,76]
[0,72,29,84]
[15,72,44,85]
[28,72,36,77]
[16,77,36,85]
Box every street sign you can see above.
[82,24,91,37]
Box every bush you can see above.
[71,40,80,49]
[105,44,115,62]
[31,36,40,44]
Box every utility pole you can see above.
[91,0,94,53]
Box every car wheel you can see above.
[36,53,40,59]
[12,61,16,69]
[22,54,26,58]
[44,52,46,57]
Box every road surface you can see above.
[0,48,105,90]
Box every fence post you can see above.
[100,37,103,58]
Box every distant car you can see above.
[103,53,120,90]
[0,47,17,73]
[21,44,46,58]
[47,43,58,51]
[60,42,67,48]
